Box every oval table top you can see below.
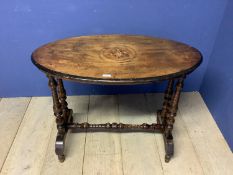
[31,35,202,84]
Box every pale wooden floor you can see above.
[0,92,232,175]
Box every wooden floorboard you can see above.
[0,98,31,171]
[41,96,89,175]
[1,97,54,175]
[179,92,233,175]
[82,95,123,175]
[146,94,204,175]
[0,93,232,175]
[118,94,163,175]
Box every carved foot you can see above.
[55,131,67,163]
[163,133,174,163]
[58,154,65,162]
[165,155,171,163]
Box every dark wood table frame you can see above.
[31,35,202,163]
[47,74,185,163]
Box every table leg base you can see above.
[48,77,185,163]
[157,109,174,162]
[164,134,174,163]
[55,132,66,162]
[55,109,73,162]
[56,109,173,163]
[58,154,65,162]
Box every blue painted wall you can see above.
[0,0,227,97]
[200,0,233,151]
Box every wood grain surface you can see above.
[32,35,202,84]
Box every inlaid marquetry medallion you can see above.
[100,46,136,63]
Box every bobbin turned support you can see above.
[68,122,164,132]
[48,75,73,162]
[48,75,185,163]
[158,76,185,162]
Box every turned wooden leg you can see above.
[48,76,67,162]
[164,76,185,162]
[157,79,174,125]
[57,79,73,124]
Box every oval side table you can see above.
[31,35,202,163]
